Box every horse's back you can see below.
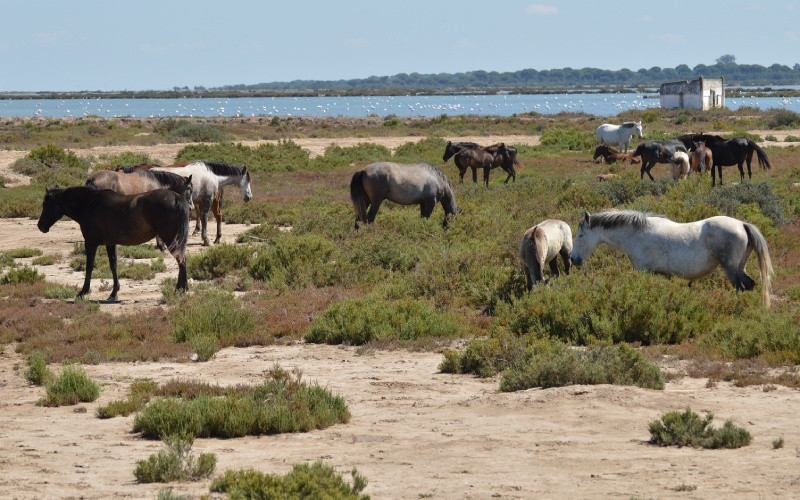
[524,219,572,259]
[363,162,444,204]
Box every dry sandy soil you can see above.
[1,136,800,499]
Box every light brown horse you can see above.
[593,145,640,165]
[87,167,192,198]
[690,141,714,175]
[519,219,573,290]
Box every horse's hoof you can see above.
[202,240,211,246]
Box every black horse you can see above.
[677,133,773,186]
[630,140,688,180]
[37,186,191,301]
[443,140,522,185]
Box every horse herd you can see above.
[35,127,775,307]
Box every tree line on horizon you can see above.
[217,57,800,93]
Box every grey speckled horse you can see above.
[519,219,572,290]
[570,210,774,307]
[350,162,458,228]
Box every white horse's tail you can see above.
[743,222,774,308]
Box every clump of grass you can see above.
[648,408,752,449]
[118,244,163,259]
[97,379,158,418]
[24,350,55,386]
[32,255,58,266]
[170,288,255,356]
[248,234,340,289]
[772,436,785,449]
[4,247,43,259]
[305,296,462,346]
[187,243,252,280]
[132,366,349,439]
[210,461,368,500]
[134,434,216,483]
[1,265,45,284]
[499,341,664,391]
[38,364,101,407]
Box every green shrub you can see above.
[92,152,157,172]
[649,408,752,449]
[132,367,349,439]
[118,245,162,259]
[311,142,391,171]
[539,127,594,151]
[188,244,252,280]
[24,350,54,386]
[306,297,462,345]
[170,288,255,346]
[97,379,157,418]
[134,434,216,483]
[176,140,310,173]
[767,109,800,129]
[0,185,45,218]
[4,247,43,259]
[39,365,101,407]
[704,181,785,224]
[1,266,45,284]
[167,123,225,143]
[32,255,58,266]
[499,341,664,391]
[210,461,368,499]
[249,234,340,288]
[43,284,77,299]
[641,109,660,123]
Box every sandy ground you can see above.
[2,135,800,499]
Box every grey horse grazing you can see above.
[519,219,573,290]
[569,210,774,307]
[350,162,458,229]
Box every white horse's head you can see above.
[238,166,253,202]
[570,212,601,266]
[634,121,643,139]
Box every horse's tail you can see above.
[748,140,772,170]
[167,195,191,257]
[519,230,543,285]
[743,222,774,308]
[349,169,368,228]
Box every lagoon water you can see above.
[0,92,797,118]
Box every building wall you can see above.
[659,78,724,110]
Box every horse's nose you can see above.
[570,255,582,266]
[244,194,252,202]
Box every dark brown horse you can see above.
[37,186,190,301]
[443,141,523,185]
[453,143,520,186]
[677,134,772,186]
[690,141,714,174]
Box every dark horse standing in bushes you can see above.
[677,133,772,187]
[350,162,458,229]
[37,186,190,301]
[443,141,523,186]
[630,140,687,181]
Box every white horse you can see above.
[670,151,690,180]
[519,219,572,290]
[595,122,643,153]
[152,161,252,245]
[570,210,774,307]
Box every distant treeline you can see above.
[222,62,800,92]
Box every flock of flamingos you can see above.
[35,121,775,308]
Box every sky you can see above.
[2,0,800,92]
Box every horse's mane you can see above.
[620,122,638,129]
[203,161,247,177]
[419,162,454,191]
[589,210,651,230]
[136,169,187,186]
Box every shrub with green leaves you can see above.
[499,341,664,391]
[210,461,368,500]
[306,296,462,345]
[132,367,349,439]
[4,247,43,259]
[170,288,255,351]
[97,379,158,418]
[539,127,594,151]
[649,408,752,449]
[249,234,340,288]
[1,266,45,285]
[704,181,785,224]
[39,364,101,407]
[134,434,216,483]
[24,350,55,386]
[188,243,253,280]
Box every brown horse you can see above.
[87,167,192,200]
[690,141,714,175]
[37,186,190,301]
[453,143,520,186]
[593,145,640,165]
[519,219,573,290]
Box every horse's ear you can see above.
[185,175,192,183]
[583,211,590,222]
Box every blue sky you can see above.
[1,0,799,91]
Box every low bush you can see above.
[166,123,225,143]
[170,288,255,353]
[187,243,252,280]
[134,434,216,483]
[249,234,340,289]
[1,266,45,285]
[132,367,349,439]
[306,296,462,345]
[649,408,752,449]
[31,255,58,266]
[24,350,54,386]
[210,461,368,500]
[39,364,100,407]
[499,341,664,391]
[4,247,43,259]
[539,127,594,151]
[97,379,158,418]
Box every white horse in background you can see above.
[519,219,573,290]
[670,151,691,181]
[596,121,643,153]
[570,210,774,307]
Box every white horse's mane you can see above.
[589,210,658,230]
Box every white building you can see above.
[659,77,724,111]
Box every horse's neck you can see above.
[61,188,94,221]
[214,173,240,188]
[439,186,457,214]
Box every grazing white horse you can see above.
[670,151,690,180]
[519,219,572,290]
[570,210,774,307]
[596,122,643,153]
